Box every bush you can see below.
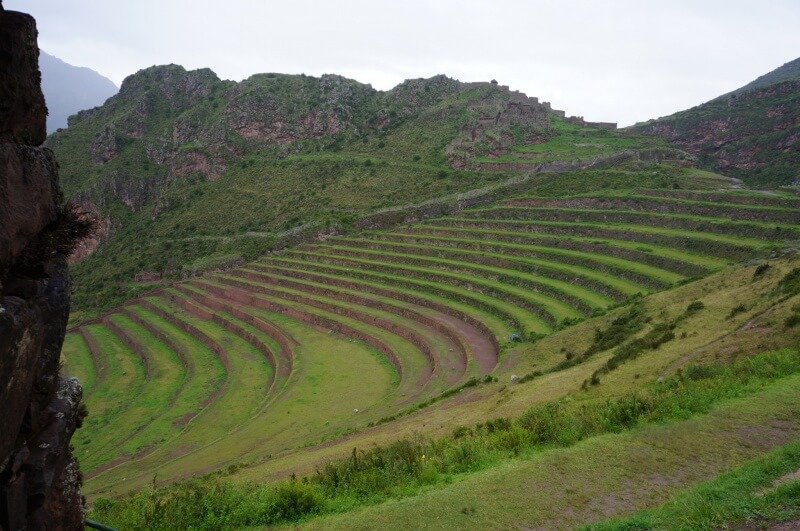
[685,300,705,316]
[777,267,800,297]
[726,304,747,320]
[272,481,325,520]
[586,303,646,357]
[753,263,770,279]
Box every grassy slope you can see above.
[83,312,397,497]
[69,178,800,497]
[305,374,800,530]
[217,258,800,492]
[590,440,800,530]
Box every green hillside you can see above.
[50,60,800,530]
[726,56,800,96]
[58,173,800,528]
[48,66,675,323]
[631,57,800,188]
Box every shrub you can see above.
[585,303,646,357]
[272,481,325,520]
[753,263,770,279]
[777,267,800,297]
[685,300,705,316]
[726,304,747,320]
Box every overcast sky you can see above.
[7,0,800,126]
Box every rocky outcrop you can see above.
[445,85,553,169]
[88,124,124,164]
[631,77,800,187]
[0,3,87,528]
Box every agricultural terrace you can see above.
[62,186,800,498]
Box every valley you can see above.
[3,2,800,529]
[42,34,800,531]
[64,172,800,527]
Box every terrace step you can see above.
[190,277,412,397]
[234,266,488,377]
[249,261,504,354]
[260,256,541,337]
[122,305,224,429]
[635,188,800,209]
[166,286,279,396]
[446,215,766,261]
[287,248,568,330]
[411,222,720,274]
[208,273,453,390]
[508,195,800,224]
[466,206,798,245]
[335,235,634,302]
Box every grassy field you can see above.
[61,179,800,528]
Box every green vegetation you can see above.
[54,60,800,530]
[62,182,800,505]
[89,348,800,528]
[477,117,666,164]
[589,441,800,530]
[632,68,800,187]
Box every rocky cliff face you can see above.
[0,4,86,528]
[631,61,800,188]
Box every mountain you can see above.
[39,51,118,133]
[725,56,800,97]
[630,57,800,188]
[49,64,667,320]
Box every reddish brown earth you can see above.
[216,273,440,388]
[251,262,501,357]
[231,268,470,382]
[102,316,151,379]
[191,279,407,388]
[169,286,278,394]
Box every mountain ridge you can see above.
[630,56,800,188]
[39,50,118,133]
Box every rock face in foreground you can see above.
[0,3,86,528]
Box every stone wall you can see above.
[0,3,86,528]
[446,84,553,168]
[565,115,617,130]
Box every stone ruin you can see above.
[446,80,618,168]
[447,83,553,168]
[565,115,617,130]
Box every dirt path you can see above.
[428,310,497,374]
